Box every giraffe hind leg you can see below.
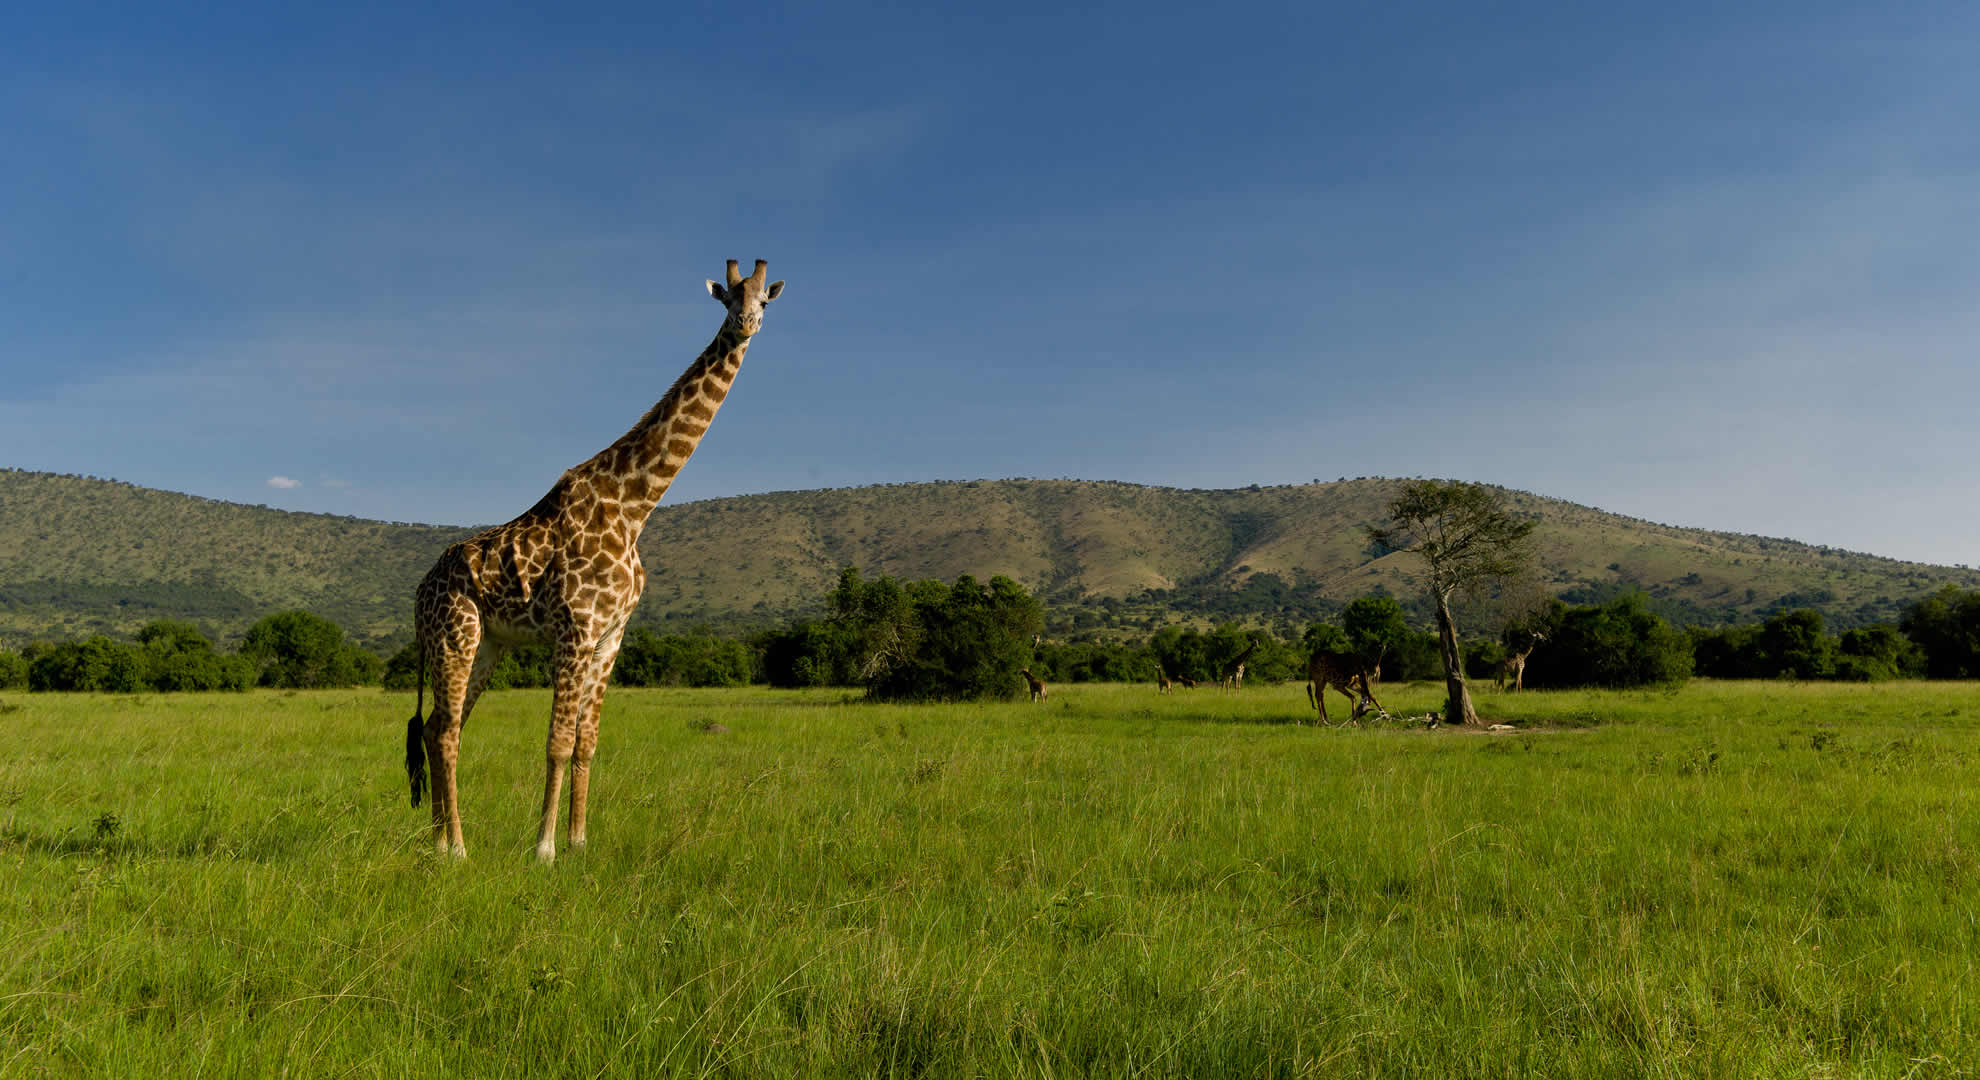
[424,622,496,858]
[566,675,607,852]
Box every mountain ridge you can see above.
[2,467,1973,649]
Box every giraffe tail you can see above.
[406,643,427,809]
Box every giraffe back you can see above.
[417,478,647,647]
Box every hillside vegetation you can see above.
[2,468,1973,648]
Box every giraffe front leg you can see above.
[535,731,572,864]
[567,677,606,852]
[535,648,590,864]
[569,626,625,852]
[1354,677,1382,724]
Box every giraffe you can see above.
[1306,649,1383,726]
[1020,668,1047,703]
[1156,669,1173,695]
[1497,632,1545,691]
[1220,639,1259,691]
[405,258,784,862]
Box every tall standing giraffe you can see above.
[1220,638,1259,691]
[406,259,785,862]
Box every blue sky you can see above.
[3,2,1976,565]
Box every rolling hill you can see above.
[1,468,1973,650]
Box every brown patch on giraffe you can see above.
[666,438,696,459]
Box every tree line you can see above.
[5,579,1978,699]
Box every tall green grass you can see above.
[2,680,1974,1076]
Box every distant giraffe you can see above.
[1020,668,1047,703]
[1176,676,1198,690]
[1157,670,1173,695]
[1497,632,1545,691]
[1306,650,1383,726]
[1220,639,1259,691]
[406,259,784,863]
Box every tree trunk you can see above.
[1433,590,1478,725]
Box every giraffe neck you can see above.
[567,323,750,536]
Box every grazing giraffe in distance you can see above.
[1306,649,1383,726]
[1498,632,1545,691]
[1020,668,1047,703]
[1220,639,1259,691]
[406,259,785,863]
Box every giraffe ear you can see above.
[764,280,785,302]
[706,281,730,304]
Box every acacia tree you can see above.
[1365,481,1536,725]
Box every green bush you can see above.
[1837,624,1924,680]
[1756,609,1835,680]
[1525,594,1691,689]
[1463,639,1507,681]
[830,568,1043,702]
[241,610,380,688]
[614,630,753,688]
[1032,640,1159,684]
[0,648,32,690]
[1690,624,1761,679]
[756,620,860,687]
[1691,614,1921,682]
[136,620,254,691]
[1899,586,1980,678]
[26,636,147,692]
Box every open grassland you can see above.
[2,681,1976,1077]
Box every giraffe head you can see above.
[705,259,786,338]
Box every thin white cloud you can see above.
[267,476,300,489]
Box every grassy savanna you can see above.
[3,681,1976,1076]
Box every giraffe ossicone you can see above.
[405,259,784,862]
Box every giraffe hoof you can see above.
[534,842,557,864]
[449,844,467,860]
